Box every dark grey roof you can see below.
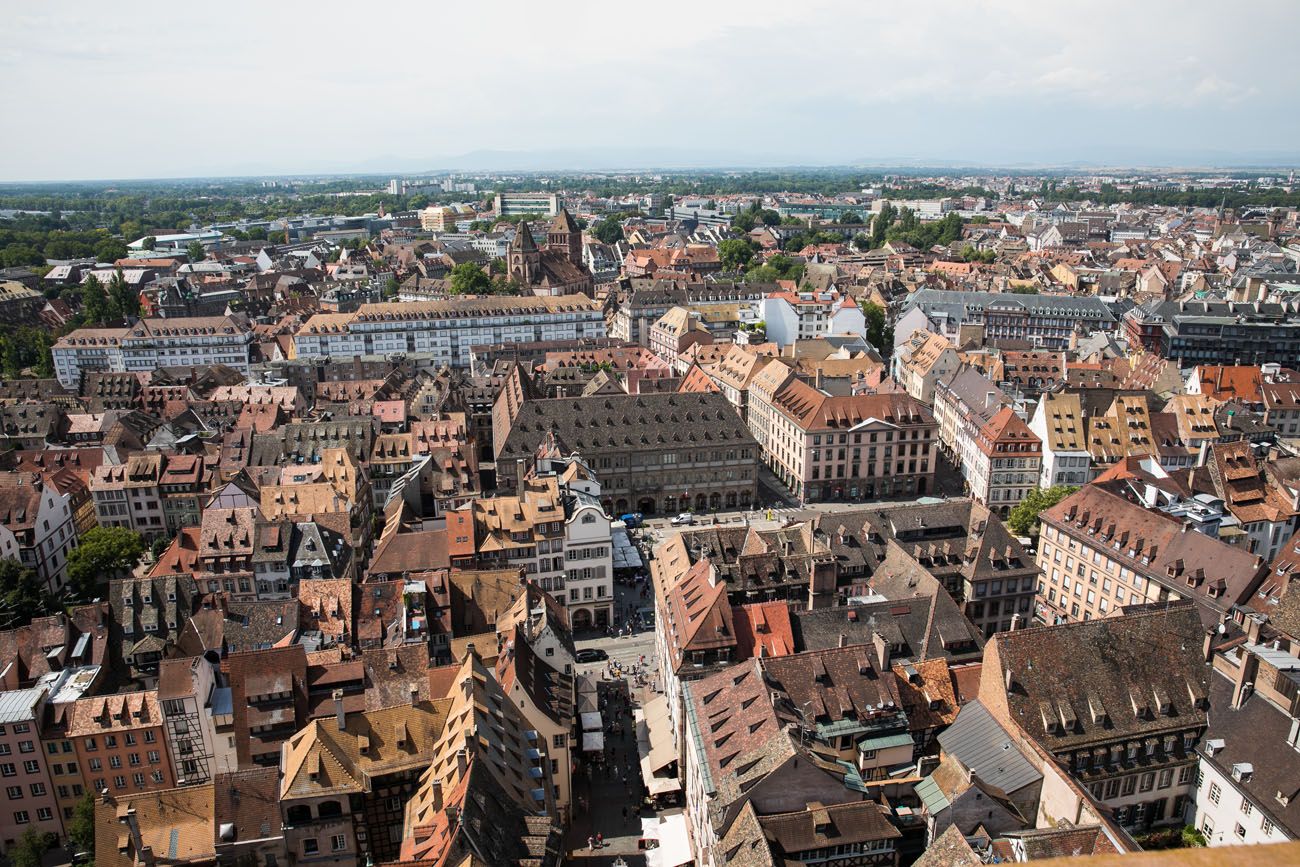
[936,699,1042,795]
[1201,669,1300,837]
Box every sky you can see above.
[2,0,1299,181]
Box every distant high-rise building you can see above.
[387,178,405,195]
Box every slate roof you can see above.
[935,699,1042,795]
[1200,667,1300,837]
[497,390,757,463]
[991,604,1210,751]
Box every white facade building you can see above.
[292,296,606,368]
[0,480,81,594]
[761,288,866,349]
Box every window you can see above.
[5,786,20,800]
[13,810,28,824]
[36,807,51,822]
[1241,798,1253,816]
[1262,817,1275,836]
[0,764,15,777]
[150,771,163,783]
[88,759,101,772]
[302,839,319,856]
[1158,769,1173,789]
[132,774,144,787]
[104,736,117,748]
[553,735,565,749]
[28,784,43,797]
[109,756,122,769]
[1235,823,1247,839]
[1209,782,1222,804]
[113,776,126,789]
[331,835,347,852]
[17,742,32,754]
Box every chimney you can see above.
[1203,628,1216,664]
[138,847,155,867]
[456,748,468,777]
[986,391,998,409]
[409,683,420,704]
[122,805,143,854]
[1231,645,1259,710]
[332,688,346,731]
[871,631,889,672]
[429,779,443,811]
[838,633,848,648]
[815,368,824,392]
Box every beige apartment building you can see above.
[1035,485,1267,625]
[749,360,938,502]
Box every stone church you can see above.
[507,209,596,297]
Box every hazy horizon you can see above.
[3,1,1298,183]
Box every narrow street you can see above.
[568,565,662,863]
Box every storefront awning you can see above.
[582,731,605,752]
[581,711,603,732]
[642,812,693,867]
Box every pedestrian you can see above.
[588,836,594,851]
[596,833,603,848]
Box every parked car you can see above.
[670,512,695,526]
[575,648,608,663]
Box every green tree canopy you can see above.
[68,791,96,859]
[836,211,863,225]
[66,526,146,601]
[186,240,206,263]
[9,828,55,867]
[859,301,892,352]
[1007,485,1079,536]
[718,238,756,272]
[94,238,129,263]
[0,560,58,629]
[79,275,110,325]
[448,261,491,295]
[591,216,625,245]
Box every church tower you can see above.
[508,221,541,284]
[547,208,582,267]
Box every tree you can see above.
[1007,486,1079,536]
[93,238,128,263]
[383,275,400,299]
[869,202,896,247]
[836,211,862,225]
[186,241,206,263]
[860,301,892,352]
[9,828,55,867]
[0,560,58,628]
[141,236,157,251]
[851,233,872,251]
[67,791,96,859]
[591,216,625,245]
[79,275,109,325]
[448,262,491,295]
[66,526,146,601]
[718,238,756,272]
[107,267,139,319]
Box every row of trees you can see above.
[870,205,964,249]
